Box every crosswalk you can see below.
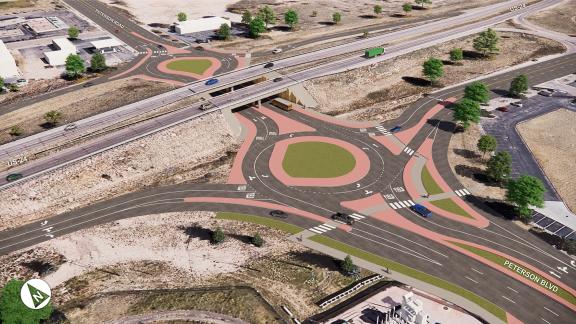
[389,200,415,209]
[454,189,471,196]
[403,146,415,156]
[309,223,337,234]
[375,125,391,136]
[349,213,367,220]
[137,50,168,55]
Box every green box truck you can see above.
[365,47,385,58]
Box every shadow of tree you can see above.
[453,148,481,159]
[402,76,431,87]
[178,224,212,243]
[288,250,340,271]
[463,50,485,60]
[427,119,456,133]
[465,195,517,220]
[227,233,253,245]
[21,260,56,276]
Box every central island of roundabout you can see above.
[269,136,370,187]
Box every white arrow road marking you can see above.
[40,221,48,226]
[364,190,373,195]
[549,270,561,279]
[571,260,576,268]
[45,234,54,238]
[42,227,53,233]
[557,266,568,274]
[362,147,370,150]
[356,183,361,188]
[248,176,255,181]
[261,174,269,178]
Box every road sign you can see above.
[20,279,51,310]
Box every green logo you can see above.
[20,279,51,310]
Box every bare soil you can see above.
[0,0,57,14]
[517,108,576,212]
[527,0,576,35]
[304,31,565,121]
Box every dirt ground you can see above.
[0,112,237,232]
[517,108,576,212]
[527,0,576,35]
[304,31,565,121]
[0,211,364,321]
[0,0,57,14]
[0,78,176,146]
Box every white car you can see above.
[510,101,523,107]
[272,48,283,54]
[64,123,77,131]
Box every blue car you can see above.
[205,78,219,86]
[390,126,402,133]
[411,204,432,218]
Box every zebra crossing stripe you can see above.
[309,228,324,234]
[407,200,415,206]
[322,223,336,229]
[391,202,402,209]
[463,189,470,195]
[389,203,398,209]
[317,225,333,231]
[398,201,408,208]
[455,189,469,196]
[350,213,365,220]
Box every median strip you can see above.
[421,166,444,195]
[430,198,473,219]
[216,212,303,235]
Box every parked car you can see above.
[273,77,283,82]
[331,212,355,225]
[195,46,204,50]
[6,173,23,182]
[510,101,523,107]
[410,204,432,218]
[538,90,553,97]
[272,48,283,54]
[497,106,509,112]
[270,210,288,218]
[64,123,77,131]
[264,62,274,68]
[390,126,402,133]
[205,78,219,86]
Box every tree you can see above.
[340,255,357,276]
[473,28,500,57]
[65,54,85,79]
[509,74,528,97]
[422,57,444,83]
[9,84,19,92]
[241,11,252,25]
[258,6,276,28]
[217,23,231,40]
[44,110,63,126]
[0,76,4,90]
[415,0,432,8]
[332,12,342,24]
[450,48,463,62]
[311,10,318,17]
[453,98,480,129]
[361,31,369,38]
[211,227,226,244]
[562,239,576,255]
[477,135,497,159]
[90,52,107,72]
[9,125,23,137]
[251,233,264,247]
[67,26,80,39]
[248,16,266,38]
[0,279,53,324]
[506,175,545,219]
[374,5,383,16]
[403,3,413,15]
[177,12,187,22]
[284,9,299,30]
[464,81,490,103]
[486,151,511,183]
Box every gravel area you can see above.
[527,0,576,35]
[0,0,58,14]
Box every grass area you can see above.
[451,242,576,306]
[166,59,214,75]
[421,166,444,195]
[430,198,472,219]
[282,141,356,178]
[310,235,508,322]
[216,212,303,235]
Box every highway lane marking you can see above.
[541,318,551,324]
[543,307,559,317]
[501,296,516,304]
[506,286,518,293]
[471,268,484,275]
[464,276,478,284]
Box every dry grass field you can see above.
[527,0,576,35]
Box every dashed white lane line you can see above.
[471,268,484,275]
[465,276,478,284]
[541,318,551,324]
[501,296,516,304]
[506,286,518,293]
[543,307,559,317]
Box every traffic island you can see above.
[158,57,221,79]
[216,212,303,234]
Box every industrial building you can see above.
[0,40,20,79]
[44,38,77,66]
[174,17,231,35]
[90,38,123,53]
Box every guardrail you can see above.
[318,274,384,308]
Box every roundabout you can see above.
[157,57,222,79]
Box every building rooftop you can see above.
[91,38,122,49]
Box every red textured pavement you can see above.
[372,135,404,155]
[257,106,316,135]
[130,32,190,54]
[395,98,457,145]
[110,48,152,80]
[227,114,256,185]
[340,194,386,212]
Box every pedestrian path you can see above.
[375,125,392,136]
[389,200,416,210]
[454,189,470,197]
[308,223,337,234]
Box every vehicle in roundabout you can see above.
[270,210,287,218]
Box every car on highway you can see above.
[510,101,523,107]
[199,103,211,111]
[205,78,219,86]
[64,123,77,131]
[410,204,432,218]
[272,48,283,54]
[497,106,509,112]
[331,212,355,225]
[270,210,288,218]
[6,173,23,182]
[264,62,274,68]
[538,90,553,97]
[273,77,283,82]
[83,82,94,88]
[390,126,402,133]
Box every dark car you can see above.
[195,46,204,50]
[6,173,23,182]
[82,82,94,88]
[205,78,219,86]
[410,204,432,218]
[157,44,165,49]
[273,77,283,82]
[331,212,355,225]
[497,106,509,112]
[264,62,274,68]
[270,210,287,218]
[390,126,402,133]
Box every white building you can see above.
[0,40,20,80]
[398,292,430,324]
[44,38,77,66]
[91,38,123,53]
[174,17,231,35]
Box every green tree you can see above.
[464,81,490,103]
[90,52,107,72]
[0,76,4,90]
[248,16,266,38]
[486,151,512,183]
[403,3,413,15]
[65,54,85,79]
[241,11,252,25]
[422,57,444,83]
[311,10,318,17]
[217,23,231,40]
[211,227,226,244]
[374,5,383,15]
[0,279,53,324]
[284,9,299,30]
[415,0,432,8]
[450,48,463,62]
[509,74,528,97]
[506,175,545,219]
[332,12,342,24]
[340,255,357,276]
[251,233,264,247]
[477,135,497,159]
[9,125,23,137]
[9,83,19,92]
[44,110,63,126]
[258,6,276,28]
[453,98,480,129]
[67,26,80,39]
[562,239,576,255]
[177,12,187,22]
[473,28,500,57]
